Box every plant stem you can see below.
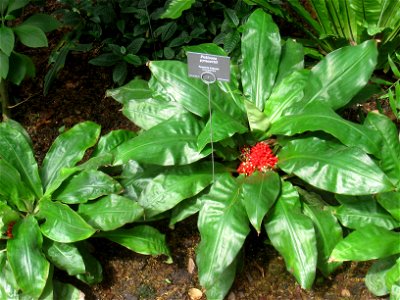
[0,78,10,120]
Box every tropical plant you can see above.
[246,0,400,66]
[0,0,60,118]
[107,8,399,299]
[0,119,170,299]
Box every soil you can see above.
[6,3,386,300]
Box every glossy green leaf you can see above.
[5,0,29,14]
[14,25,47,48]
[302,40,378,110]
[241,9,281,110]
[302,203,343,276]
[106,79,152,105]
[7,51,35,85]
[334,197,400,230]
[270,103,381,156]
[22,14,60,32]
[264,70,309,124]
[161,0,195,19]
[54,170,122,204]
[148,60,209,117]
[41,121,101,194]
[7,216,50,298]
[330,225,400,261]
[197,174,250,299]
[0,51,9,79]
[278,137,394,195]
[74,244,103,284]
[391,284,400,300]
[0,202,19,233]
[275,38,304,85]
[39,200,96,243]
[240,171,280,233]
[265,181,317,289]
[364,112,400,185]
[169,197,201,228]
[92,129,136,157]
[377,192,400,222]
[138,162,215,218]
[0,159,35,212]
[113,113,207,166]
[78,194,144,231]
[0,26,14,56]
[97,225,171,258]
[385,257,400,292]
[244,100,270,133]
[43,240,85,276]
[53,280,84,300]
[0,252,19,299]
[366,256,398,296]
[0,120,42,198]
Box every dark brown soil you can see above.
[7,4,383,300]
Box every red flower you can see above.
[237,142,278,176]
[6,222,15,238]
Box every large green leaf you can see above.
[38,200,96,243]
[364,112,400,185]
[78,194,144,231]
[377,192,400,221]
[0,202,19,232]
[91,130,136,157]
[7,51,35,85]
[0,120,42,198]
[197,174,250,300]
[302,40,378,110]
[0,159,35,212]
[0,26,14,56]
[240,9,280,109]
[13,25,48,48]
[385,257,400,293]
[106,78,152,105]
[74,244,103,284]
[278,137,394,195]
[365,256,398,296]
[330,225,400,261]
[138,162,215,218]
[265,181,317,289]
[54,170,122,204]
[53,280,84,300]
[264,70,309,124]
[41,121,101,194]
[161,0,195,19]
[270,103,381,156]
[96,225,171,258]
[240,171,280,233]
[275,38,304,85]
[0,252,19,300]
[43,240,85,276]
[113,113,208,166]
[7,216,50,298]
[241,9,281,110]
[302,202,343,276]
[22,14,60,33]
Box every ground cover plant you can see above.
[108,8,400,299]
[0,120,170,298]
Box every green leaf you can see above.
[275,38,304,85]
[244,100,270,133]
[365,256,398,296]
[0,120,42,198]
[96,225,171,258]
[264,70,309,124]
[161,0,195,19]
[107,78,152,105]
[89,53,120,66]
[112,62,127,85]
[138,162,215,218]
[0,202,19,232]
[43,239,86,276]
[13,25,48,48]
[197,174,250,300]
[148,61,209,117]
[0,159,35,212]
[92,129,136,158]
[22,14,60,33]
[53,281,84,300]
[334,196,400,230]
[330,225,400,261]
[278,137,394,195]
[169,196,201,228]
[6,0,29,14]
[78,194,144,231]
[39,200,96,243]
[364,112,400,185]
[241,9,281,110]
[0,251,19,299]
[7,216,50,298]
[54,170,122,204]
[223,30,240,54]
[41,121,101,194]
[302,203,343,277]
[265,181,317,289]
[240,171,280,233]
[113,113,208,166]
[270,103,381,156]
[377,192,400,222]
[388,54,400,78]
[0,26,14,56]
[0,50,9,79]
[74,244,103,284]
[7,51,35,85]
[302,40,378,110]
[385,257,400,292]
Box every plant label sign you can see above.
[187,52,230,83]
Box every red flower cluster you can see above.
[237,142,278,176]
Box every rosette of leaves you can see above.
[0,120,170,299]
[107,8,399,299]
[0,0,60,118]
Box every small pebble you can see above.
[341,288,351,297]
[187,257,196,274]
[188,288,203,300]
